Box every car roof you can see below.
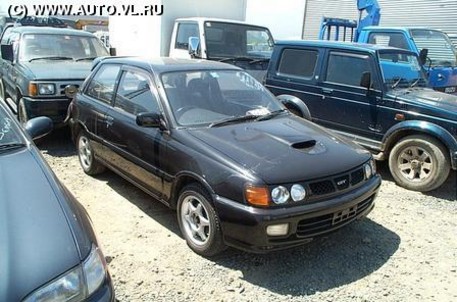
[10,26,95,37]
[98,57,241,74]
[275,40,416,54]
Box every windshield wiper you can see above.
[75,56,98,61]
[391,77,407,89]
[29,56,74,62]
[410,78,425,88]
[255,109,287,121]
[0,143,26,152]
[209,114,259,128]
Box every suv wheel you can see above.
[77,132,105,175]
[177,184,226,257]
[388,135,450,192]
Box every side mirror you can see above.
[24,116,53,140]
[136,112,162,128]
[188,36,200,58]
[1,44,14,62]
[360,71,372,89]
[418,48,428,66]
[109,47,116,56]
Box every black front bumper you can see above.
[22,96,71,124]
[214,175,381,253]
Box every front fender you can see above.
[383,120,457,169]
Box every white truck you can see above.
[109,1,274,80]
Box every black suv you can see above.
[0,26,109,125]
[266,40,457,192]
[68,57,380,256]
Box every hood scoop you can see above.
[292,140,317,149]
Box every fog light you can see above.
[266,223,289,236]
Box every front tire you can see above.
[388,135,450,192]
[77,132,105,175]
[177,184,226,257]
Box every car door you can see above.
[100,66,166,198]
[316,50,383,142]
[80,63,122,159]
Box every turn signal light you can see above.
[29,83,37,96]
[245,185,270,207]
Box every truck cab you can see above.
[266,40,457,192]
[358,27,457,94]
[169,18,274,81]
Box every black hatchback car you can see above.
[68,57,381,256]
[0,99,114,301]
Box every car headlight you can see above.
[38,83,56,95]
[369,159,376,175]
[23,245,107,302]
[271,186,290,204]
[364,159,376,179]
[290,184,307,201]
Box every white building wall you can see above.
[245,0,306,40]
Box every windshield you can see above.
[204,21,274,59]
[0,106,23,146]
[379,52,428,90]
[161,70,283,127]
[19,34,109,62]
[410,29,457,67]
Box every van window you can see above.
[278,49,318,78]
[175,23,199,50]
[325,52,371,87]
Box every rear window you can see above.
[278,49,318,78]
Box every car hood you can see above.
[0,147,80,301]
[392,88,457,114]
[22,61,92,80]
[187,116,371,184]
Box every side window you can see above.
[85,64,121,104]
[368,33,409,50]
[175,23,199,49]
[0,27,13,44]
[325,52,371,87]
[114,70,159,115]
[278,49,318,79]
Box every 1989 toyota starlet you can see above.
[68,57,381,256]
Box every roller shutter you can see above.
[303,0,457,45]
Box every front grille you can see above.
[309,180,335,195]
[308,167,365,198]
[296,196,374,238]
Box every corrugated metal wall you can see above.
[303,0,457,44]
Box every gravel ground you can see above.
[39,129,456,302]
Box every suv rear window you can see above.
[278,49,318,78]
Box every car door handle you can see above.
[105,115,114,127]
[322,88,333,94]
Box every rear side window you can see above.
[86,64,120,104]
[325,52,371,87]
[114,70,159,115]
[278,49,318,78]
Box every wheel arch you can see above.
[382,120,457,169]
[276,94,311,120]
[169,172,215,210]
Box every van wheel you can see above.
[77,132,105,175]
[388,135,450,192]
[177,184,226,257]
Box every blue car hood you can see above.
[0,147,80,301]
